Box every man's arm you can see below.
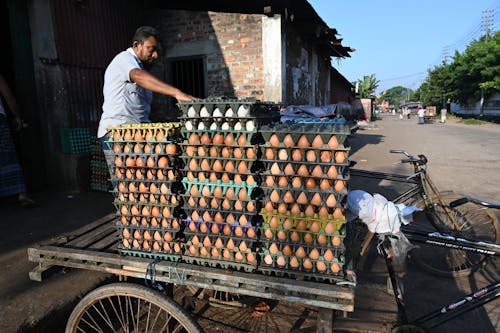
[129,68,196,101]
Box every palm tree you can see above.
[355,74,380,98]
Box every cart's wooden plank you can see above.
[65,222,116,248]
[87,230,119,251]
[29,265,59,282]
[28,246,354,301]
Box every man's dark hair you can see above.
[132,26,159,45]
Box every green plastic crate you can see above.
[60,128,92,154]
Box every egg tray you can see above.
[257,256,345,284]
[260,160,350,177]
[113,165,182,179]
[180,142,258,160]
[260,225,346,246]
[181,194,257,212]
[118,215,182,230]
[281,117,348,125]
[110,141,182,155]
[114,202,182,220]
[114,181,183,196]
[181,178,258,197]
[260,203,346,221]
[184,232,258,251]
[182,253,257,273]
[182,128,264,146]
[117,221,181,238]
[259,145,350,163]
[180,156,256,173]
[259,173,350,189]
[176,99,281,117]
[183,208,258,227]
[112,153,183,170]
[259,210,346,232]
[259,123,351,146]
[118,249,181,262]
[180,116,269,133]
[184,170,258,186]
[114,193,182,207]
[118,239,183,258]
[107,122,183,141]
[259,188,347,208]
[259,240,346,257]
[183,218,259,239]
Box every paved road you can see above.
[0,114,498,332]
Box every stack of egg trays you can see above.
[177,99,279,271]
[106,123,184,261]
[256,122,351,279]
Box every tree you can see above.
[354,74,380,98]
[377,86,411,109]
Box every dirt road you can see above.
[1,113,498,332]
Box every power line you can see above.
[379,72,427,82]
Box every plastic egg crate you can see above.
[260,211,346,234]
[260,160,350,179]
[180,116,262,132]
[260,201,345,219]
[183,208,258,229]
[176,99,281,119]
[260,145,350,165]
[259,187,347,209]
[114,180,183,197]
[112,153,183,170]
[282,117,347,125]
[181,156,256,174]
[110,140,182,155]
[260,173,349,190]
[118,214,182,230]
[184,233,258,253]
[182,178,258,198]
[259,122,351,147]
[184,170,257,186]
[115,191,181,207]
[182,250,258,272]
[114,201,182,220]
[182,129,259,146]
[180,142,258,160]
[184,218,259,239]
[182,194,257,213]
[258,250,345,281]
[107,122,183,142]
[260,223,346,247]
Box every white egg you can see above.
[213,108,223,117]
[238,105,250,117]
[188,106,196,117]
[198,122,205,130]
[210,122,218,130]
[200,106,210,117]
[221,122,230,130]
[185,121,193,130]
[246,120,255,131]
[225,108,234,117]
[234,122,242,130]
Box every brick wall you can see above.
[152,10,264,100]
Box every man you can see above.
[97,26,196,140]
[440,107,447,123]
[417,107,425,124]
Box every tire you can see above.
[412,194,500,277]
[66,282,204,333]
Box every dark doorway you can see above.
[171,57,206,98]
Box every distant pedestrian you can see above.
[417,107,425,124]
[440,108,447,123]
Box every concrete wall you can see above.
[451,93,500,117]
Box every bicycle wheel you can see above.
[66,282,203,333]
[412,194,500,277]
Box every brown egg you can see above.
[320,150,332,162]
[277,176,287,188]
[282,245,293,256]
[271,163,281,175]
[164,231,173,242]
[211,159,223,172]
[303,258,313,270]
[327,166,338,178]
[221,146,230,158]
[317,261,327,272]
[226,238,236,250]
[247,227,256,238]
[332,236,342,247]
[269,134,280,147]
[211,223,220,234]
[290,231,301,242]
[246,147,256,159]
[335,151,346,163]
[270,189,280,203]
[197,146,207,157]
[239,214,248,226]
[265,176,275,187]
[188,221,197,232]
[309,248,320,260]
[226,213,235,224]
[188,159,198,171]
[223,249,232,259]
[186,145,196,157]
[328,135,339,149]
[317,234,328,246]
[318,206,329,217]
[265,148,275,159]
[200,133,212,144]
[191,210,200,221]
[199,172,207,182]
[291,177,302,188]
[264,201,274,212]
[296,219,307,230]
[124,130,133,141]
[326,194,337,208]
[304,233,314,243]
[239,241,248,252]
[225,187,234,199]
[297,134,309,148]
[199,222,208,233]
[247,252,256,263]
[311,135,324,148]
[277,229,287,240]
[214,212,224,223]
[201,185,211,197]
[305,178,316,189]
[209,146,218,157]
[311,193,322,206]
[331,263,341,273]
[276,203,287,214]
[283,134,295,147]
[199,247,209,256]
[297,192,308,204]
[264,254,274,265]
[237,134,247,146]
[311,165,323,178]
[297,164,309,177]
[284,163,295,175]
[334,180,345,192]
[202,236,212,247]
[213,133,225,145]
[225,160,235,172]
[210,248,219,258]
[278,149,288,160]
[269,243,279,254]
[319,179,331,190]
[247,175,255,186]
[113,130,122,141]
[237,161,248,173]
[290,256,300,268]
[287,149,300,162]
[306,150,317,162]
[264,228,274,239]
[233,148,243,159]
[283,190,294,203]
[224,133,234,145]
[290,203,301,215]
[305,205,315,217]
[276,256,286,267]
[200,159,211,171]
[324,249,334,262]
[122,228,130,238]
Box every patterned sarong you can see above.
[0,114,26,196]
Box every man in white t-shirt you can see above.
[417,107,425,124]
[97,26,196,139]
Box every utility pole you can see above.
[442,45,450,64]
[482,9,493,42]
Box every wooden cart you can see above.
[27,213,390,333]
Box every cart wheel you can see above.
[66,282,203,333]
[391,324,428,333]
[413,193,500,278]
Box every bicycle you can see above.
[375,195,500,332]
[350,150,500,277]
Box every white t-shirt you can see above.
[97,48,153,138]
[417,108,425,117]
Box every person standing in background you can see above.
[440,107,447,123]
[0,74,38,207]
[417,107,425,124]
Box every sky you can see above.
[308,0,499,95]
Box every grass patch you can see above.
[459,118,488,125]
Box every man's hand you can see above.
[175,90,198,102]
[12,116,23,131]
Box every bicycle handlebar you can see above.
[390,150,427,166]
[450,196,500,209]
